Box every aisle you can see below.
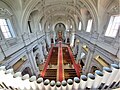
[40,42,81,81]
[67,46,80,77]
[41,46,53,77]
[57,41,64,81]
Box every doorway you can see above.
[54,23,66,42]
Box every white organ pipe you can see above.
[13,72,24,90]
[93,70,103,88]
[56,81,61,90]
[50,80,56,90]
[4,69,14,90]
[0,66,6,89]
[0,66,6,71]
[86,73,95,89]
[110,69,120,88]
[29,76,37,90]
[67,79,73,90]
[80,75,87,89]
[61,80,67,90]
[73,77,80,90]
[22,74,31,90]
[37,77,44,90]
[114,63,120,88]
[98,67,112,89]
[114,72,120,87]
[104,64,119,89]
[44,79,50,90]
[115,81,120,87]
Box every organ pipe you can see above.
[50,80,56,90]
[56,81,61,90]
[37,77,44,90]
[67,79,73,90]
[13,72,23,89]
[92,70,103,88]
[86,73,95,89]
[104,64,119,89]
[73,77,80,89]
[44,79,50,90]
[0,64,120,90]
[98,67,112,89]
[22,74,31,90]
[80,75,87,89]
[29,76,37,90]
[61,80,67,90]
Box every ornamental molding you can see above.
[0,8,13,17]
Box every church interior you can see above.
[0,0,120,90]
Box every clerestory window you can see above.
[0,19,15,39]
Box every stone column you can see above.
[53,31,56,44]
[70,33,75,47]
[26,50,39,76]
[64,31,67,43]
[82,45,94,75]
[65,32,69,43]
[76,42,83,63]
[43,40,48,56]
[73,44,77,55]
[46,33,51,48]
[38,43,45,63]
[31,50,39,75]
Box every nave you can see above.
[40,42,81,82]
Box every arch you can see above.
[22,67,32,76]
[35,53,41,67]
[54,23,66,31]
[90,66,99,74]
[21,0,98,33]
[43,11,77,32]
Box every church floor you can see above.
[39,42,81,82]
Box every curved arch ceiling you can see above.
[21,0,97,31]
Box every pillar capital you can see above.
[88,44,95,52]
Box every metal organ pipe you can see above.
[98,67,112,89]
[13,72,23,90]
[4,69,14,90]
[29,76,37,90]
[67,79,73,90]
[37,77,44,90]
[86,73,95,89]
[0,66,6,89]
[56,81,61,90]
[110,70,120,88]
[44,79,50,90]
[80,75,87,89]
[104,64,119,89]
[50,80,56,90]
[22,74,31,90]
[61,80,67,90]
[0,64,120,90]
[92,70,103,88]
[73,77,80,90]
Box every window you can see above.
[70,25,73,29]
[0,19,15,39]
[28,21,32,33]
[39,23,42,31]
[105,15,120,38]
[78,21,82,30]
[86,19,93,32]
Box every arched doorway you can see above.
[54,23,66,42]
[90,66,98,74]
[35,53,41,67]
[22,67,32,76]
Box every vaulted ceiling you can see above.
[1,0,119,32]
